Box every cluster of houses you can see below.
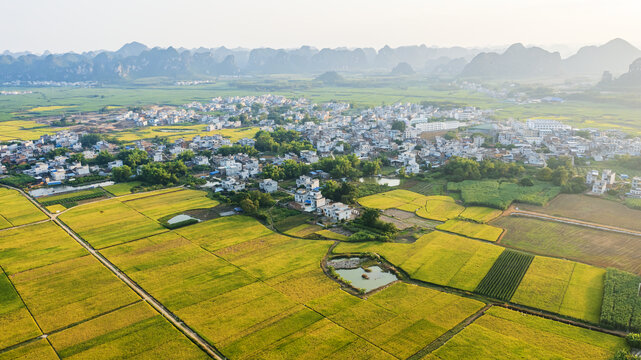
[4,94,641,214]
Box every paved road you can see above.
[1,185,225,360]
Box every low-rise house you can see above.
[319,202,354,221]
[294,189,326,212]
[259,179,278,193]
[296,175,319,190]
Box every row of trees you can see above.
[442,157,526,182]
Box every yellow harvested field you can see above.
[359,190,464,222]
[459,206,503,223]
[0,188,48,227]
[122,189,219,219]
[436,219,503,242]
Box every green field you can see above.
[494,216,641,274]
[447,180,560,210]
[0,187,48,227]
[425,307,627,360]
[436,219,503,242]
[102,181,143,196]
[519,194,641,232]
[37,187,108,208]
[600,268,641,332]
[511,257,605,323]
[474,249,534,301]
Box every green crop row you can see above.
[600,268,641,332]
[39,189,106,207]
[475,249,534,301]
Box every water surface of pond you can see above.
[358,177,400,186]
[335,266,398,292]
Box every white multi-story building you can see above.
[526,119,571,132]
[586,170,599,184]
[259,179,278,193]
[295,189,326,212]
[629,177,641,198]
[296,175,319,190]
[319,202,354,221]
[414,121,461,132]
[602,169,616,185]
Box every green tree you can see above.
[391,120,406,132]
[112,165,133,182]
[80,133,101,148]
[361,159,382,175]
[537,167,553,181]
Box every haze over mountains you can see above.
[1,39,640,87]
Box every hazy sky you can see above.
[2,0,640,54]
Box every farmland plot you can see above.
[0,270,41,349]
[122,189,219,219]
[425,307,626,360]
[599,268,641,332]
[436,219,503,242]
[447,180,560,210]
[0,339,58,360]
[0,221,86,275]
[494,216,641,274]
[458,206,503,223]
[519,194,641,232]
[474,249,534,301]
[511,257,605,323]
[336,231,504,291]
[59,199,166,249]
[0,187,48,227]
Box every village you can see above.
[2,94,641,223]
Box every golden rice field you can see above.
[0,187,48,228]
[436,219,503,242]
[113,125,259,143]
[424,307,626,360]
[0,194,214,358]
[511,257,605,323]
[0,270,41,349]
[0,187,630,359]
[98,215,490,359]
[121,188,220,219]
[458,206,503,223]
[336,231,504,291]
[358,189,499,223]
[58,199,167,249]
[28,105,75,112]
[0,120,63,141]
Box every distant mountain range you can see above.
[461,38,641,79]
[0,39,640,83]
